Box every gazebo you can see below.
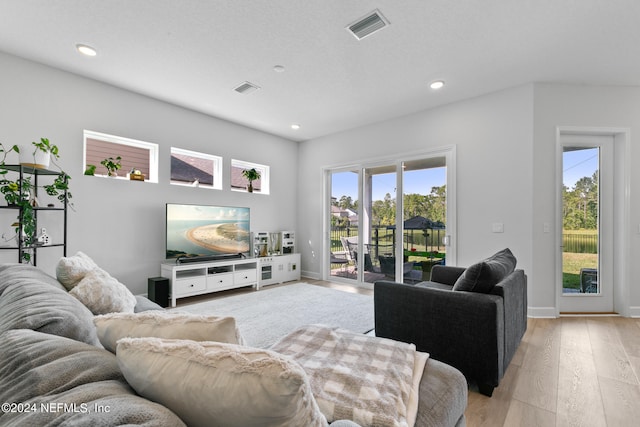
[385,215,446,252]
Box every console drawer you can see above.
[207,273,234,291]
[234,269,257,285]
[173,276,206,296]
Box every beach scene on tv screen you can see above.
[166,204,250,259]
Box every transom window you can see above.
[170,147,222,190]
[230,159,270,194]
[83,130,158,183]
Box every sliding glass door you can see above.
[402,158,447,282]
[326,149,454,285]
[362,165,397,284]
[328,169,359,281]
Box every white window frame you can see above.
[230,159,270,194]
[170,147,222,190]
[83,130,159,183]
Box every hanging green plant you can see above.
[0,139,72,262]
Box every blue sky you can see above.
[331,150,597,203]
[332,167,446,201]
[563,148,598,188]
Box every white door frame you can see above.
[555,126,630,315]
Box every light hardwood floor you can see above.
[308,278,640,427]
[466,316,640,427]
[175,278,640,426]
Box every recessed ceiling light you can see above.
[76,44,97,57]
[291,124,300,130]
[273,65,286,73]
[430,80,445,90]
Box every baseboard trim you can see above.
[527,307,557,318]
[629,306,640,318]
[301,270,321,280]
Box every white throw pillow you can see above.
[94,311,245,353]
[56,251,98,290]
[69,269,137,315]
[116,337,328,427]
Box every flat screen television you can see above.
[166,203,250,260]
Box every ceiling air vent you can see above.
[234,81,260,95]
[347,9,389,40]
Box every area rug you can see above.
[173,283,374,348]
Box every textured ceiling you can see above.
[1,0,639,141]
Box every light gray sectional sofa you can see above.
[0,263,468,426]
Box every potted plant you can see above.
[241,168,261,193]
[84,156,122,177]
[19,137,59,169]
[0,139,72,262]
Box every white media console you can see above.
[161,254,300,307]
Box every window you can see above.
[170,147,222,190]
[83,130,159,183]
[230,159,270,194]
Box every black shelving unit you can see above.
[0,164,67,265]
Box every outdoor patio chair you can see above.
[330,251,349,273]
[379,255,423,283]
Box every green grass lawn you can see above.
[563,252,597,289]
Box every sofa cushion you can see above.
[94,311,244,353]
[0,263,67,294]
[0,329,185,427]
[56,251,99,290]
[116,337,327,427]
[452,248,516,293]
[69,269,137,315]
[0,280,100,346]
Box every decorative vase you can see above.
[247,183,254,193]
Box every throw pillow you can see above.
[116,337,328,427]
[452,248,517,293]
[69,269,137,315]
[94,311,245,353]
[56,251,99,290]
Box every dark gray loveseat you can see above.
[374,249,527,397]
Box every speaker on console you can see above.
[148,277,169,308]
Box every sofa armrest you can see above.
[490,269,527,367]
[429,265,466,285]
[134,295,165,312]
[374,280,504,387]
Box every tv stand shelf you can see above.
[161,258,258,307]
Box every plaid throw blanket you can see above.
[270,324,427,427]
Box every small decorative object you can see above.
[129,168,145,181]
[241,168,261,193]
[37,228,50,246]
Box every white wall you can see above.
[297,85,535,296]
[298,82,640,316]
[532,83,640,316]
[5,49,637,315]
[0,52,298,294]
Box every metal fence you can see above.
[330,226,444,253]
[563,232,597,254]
